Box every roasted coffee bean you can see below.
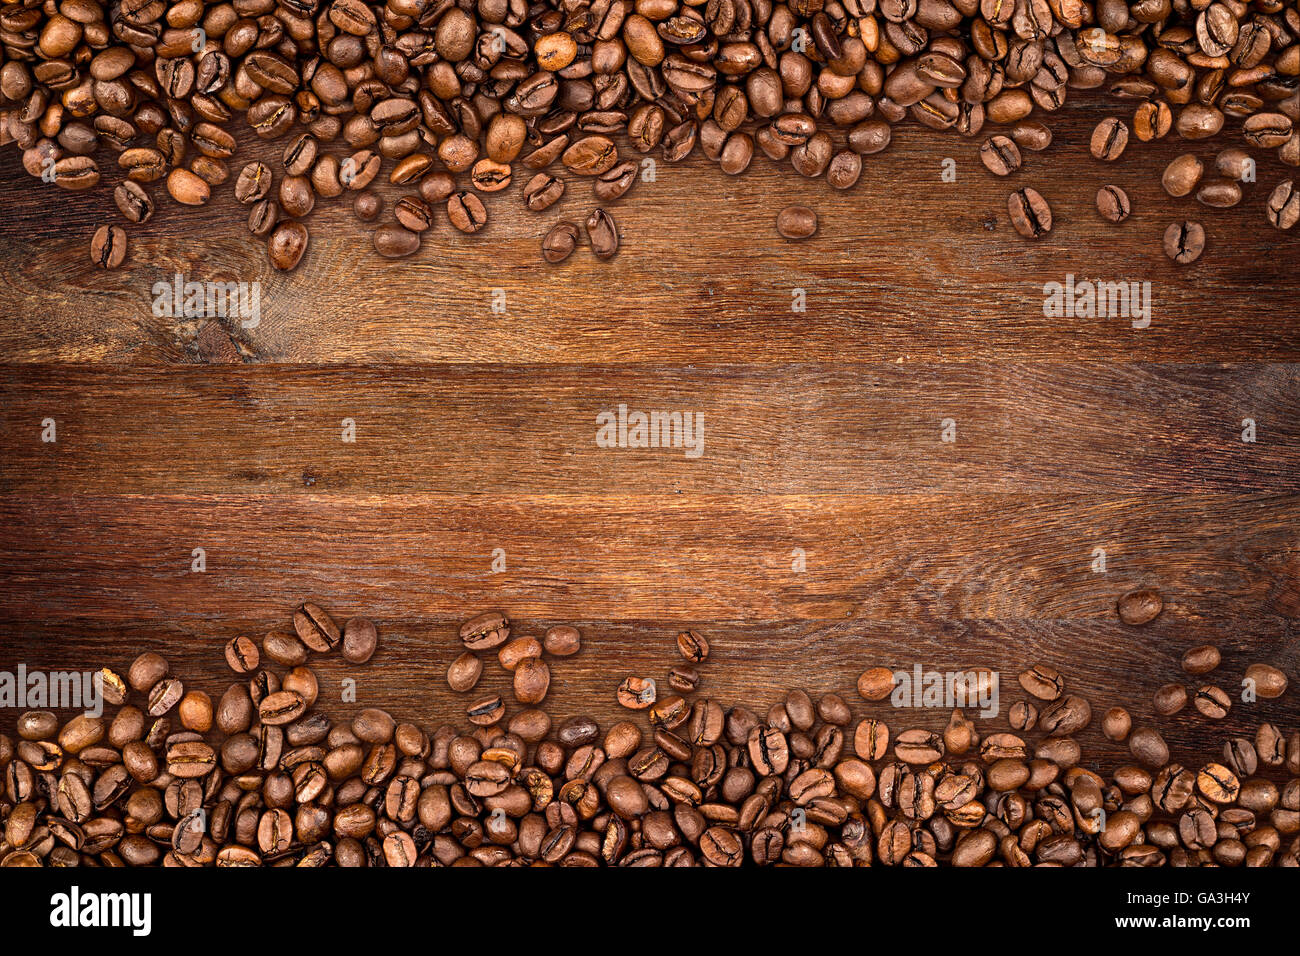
[267,221,309,272]
[1118,588,1163,624]
[1197,178,1242,208]
[1163,221,1206,265]
[294,603,340,652]
[595,162,638,201]
[776,205,818,240]
[1154,684,1188,716]
[374,224,421,259]
[1162,155,1205,197]
[585,208,619,259]
[1007,188,1052,239]
[524,173,565,211]
[114,182,154,223]
[1266,180,1299,231]
[1090,117,1129,161]
[543,220,581,263]
[234,162,272,204]
[167,168,209,206]
[1245,663,1288,699]
[1096,185,1131,223]
[544,625,581,657]
[980,135,1021,176]
[447,192,488,234]
[89,225,127,269]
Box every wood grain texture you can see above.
[0,494,1297,624]
[0,363,1297,493]
[0,97,1297,365]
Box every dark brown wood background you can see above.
[0,94,1297,770]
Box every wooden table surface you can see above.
[1,94,1297,770]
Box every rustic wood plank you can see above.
[0,494,1295,624]
[1,98,1297,365]
[1,617,1295,772]
[0,363,1295,494]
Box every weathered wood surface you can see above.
[0,95,1296,763]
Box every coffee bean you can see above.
[89,225,127,269]
[1192,685,1231,719]
[1007,187,1052,239]
[857,667,895,701]
[1096,185,1131,223]
[167,168,210,206]
[470,158,512,192]
[1163,221,1206,264]
[1162,154,1204,197]
[353,191,382,222]
[1153,683,1188,716]
[1196,178,1241,208]
[524,173,565,211]
[1118,588,1163,624]
[460,611,509,650]
[1090,117,1129,161]
[1266,180,1299,230]
[595,161,638,200]
[225,636,259,674]
[294,602,339,652]
[1010,121,1052,151]
[1182,645,1221,675]
[342,618,378,664]
[234,162,272,203]
[542,220,580,263]
[980,135,1022,176]
[543,625,581,656]
[562,135,618,175]
[1244,663,1288,699]
[585,208,619,259]
[1101,707,1131,741]
[1017,665,1064,701]
[447,191,487,233]
[114,182,154,223]
[776,205,818,240]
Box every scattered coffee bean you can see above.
[1163,221,1206,264]
[89,225,126,269]
[1096,185,1131,223]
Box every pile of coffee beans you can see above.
[1,0,1297,270]
[1,602,1296,866]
